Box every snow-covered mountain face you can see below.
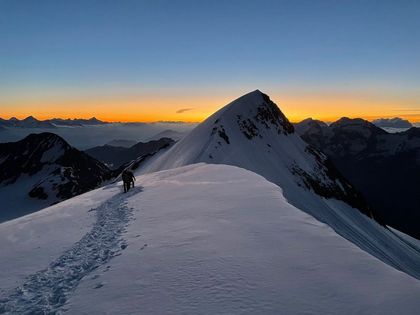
[140,90,420,279]
[296,118,420,240]
[0,133,112,222]
[141,90,369,213]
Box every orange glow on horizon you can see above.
[1,92,420,123]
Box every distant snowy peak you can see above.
[294,118,328,135]
[372,117,413,129]
[22,115,37,122]
[330,117,387,136]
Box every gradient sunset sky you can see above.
[1,0,420,122]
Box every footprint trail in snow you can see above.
[0,187,141,314]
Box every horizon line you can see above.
[1,114,419,124]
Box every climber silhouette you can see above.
[122,169,136,193]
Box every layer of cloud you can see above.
[176,108,194,114]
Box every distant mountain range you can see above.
[85,138,175,169]
[0,116,107,128]
[295,117,420,239]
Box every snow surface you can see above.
[1,164,419,314]
[137,90,420,279]
[0,168,60,221]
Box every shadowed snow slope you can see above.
[0,133,112,222]
[138,90,420,279]
[0,164,419,314]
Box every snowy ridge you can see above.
[1,164,419,314]
[139,90,420,279]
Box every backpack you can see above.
[122,172,130,182]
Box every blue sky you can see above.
[1,0,420,121]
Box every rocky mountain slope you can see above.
[0,133,112,222]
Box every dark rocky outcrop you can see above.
[295,118,420,239]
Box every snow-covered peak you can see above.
[209,89,294,137]
[22,115,38,122]
[332,117,384,131]
[221,89,266,113]
[140,91,366,211]
[294,118,328,135]
[87,117,102,124]
[328,117,387,140]
[137,91,420,279]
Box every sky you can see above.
[1,0,420,122]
